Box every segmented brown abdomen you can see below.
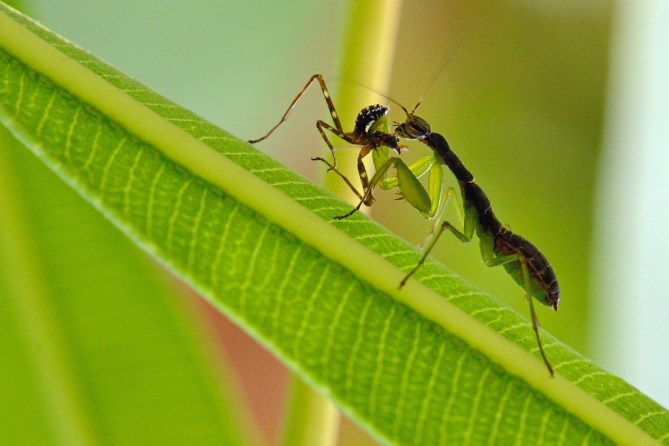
[495,231,560,310]
[462,181,559,310]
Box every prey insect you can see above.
[248,74,401,204]
[248,74,560,375]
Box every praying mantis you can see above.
[249,74,560,375]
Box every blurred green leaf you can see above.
[1,4,667,445]
[0,125,254,445]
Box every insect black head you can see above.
[395,114,431,140]
[376,133,401,154]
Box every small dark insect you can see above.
[248,74,400,205]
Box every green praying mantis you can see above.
[249,74,560,375]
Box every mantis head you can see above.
[394,101,431,141]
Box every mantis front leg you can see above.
[335,156,437,220]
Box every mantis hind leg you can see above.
[521,260,554,376]
[483,251,554,376]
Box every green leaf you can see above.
[0,125,255,445]
[1,4,667,445]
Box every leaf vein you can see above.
[64,104,81,161]
[123,145,144,220]
[415,341,446,445]
[145,163,166,239]
[35,89,57,136]
[393,321,422,439]
[369,303,397,417]
[166,177,193,254]
[186,186,209,272]
[99,135,127,196]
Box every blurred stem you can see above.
[281,1,402,445]
[323,0,403,204]
[281,377,339,446]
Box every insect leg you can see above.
[482,252,554,376]
[418,185,453,250]
[357,145,375,205]
[334,157,411,220]
[316,120,353,169]
[400,191,476,288]
[311,157,365,201]
[248,74,343,143]
[399,211,472,288]
[524,264,555,376]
